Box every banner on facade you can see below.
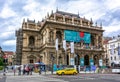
[99,59,103,66]
[70,58,75,65]
[55,38,58,51]
[70,42,74,53]
[63,40,66,51]
[64,30,91,43]
[80,58,84,66]
[90,58,94,66]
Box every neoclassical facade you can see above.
[16,10,105,66]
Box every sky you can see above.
[0,0,120,52]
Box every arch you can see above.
[93,55,99,65]
[29,36,35,46]
[56,31,62,42]
[66,54,69,65]
[84,55,89,66]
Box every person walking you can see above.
[25,64,29,75]
[13,65,16,76]
[29,64,33,75]
[18,65,21,75]
[39,65,41,75]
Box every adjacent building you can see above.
[107,36,120,66]
[16,10,105,66]
[4,51,15,65]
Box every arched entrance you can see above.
[75,54,79,65]
[66,54,69,65]
[84,55,89,66]
[94,55,99,65]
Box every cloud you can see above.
[22,0,56,21]
[104,0,120,10]
[104,19,120,35]
[2,40,16,46]
[0,3,17,19]
[0,31,15,40]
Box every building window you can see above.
[114,56,116,60]
[111,57,112,60]
[29,36,35,46]
[29,59,33,63]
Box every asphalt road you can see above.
[1,71,120,82]
[0,76,6,82]
[44,74,120,82]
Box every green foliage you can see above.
[0,66,3,70]
[0,58,4,66]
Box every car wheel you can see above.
[61,72,64,75]
[73,72,76,75]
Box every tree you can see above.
[0,58,4,66]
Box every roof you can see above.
[4,51,14,55]
[55,10,80,18]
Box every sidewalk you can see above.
[0,71,56,76]
[0,70,113,77]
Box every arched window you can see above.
[94,55,98,65]
[29,36,35,46]
[56,31,62,43]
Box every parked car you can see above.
[56,68,78,75]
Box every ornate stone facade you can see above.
[16,10,105,66]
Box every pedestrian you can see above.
[29,64,33,75]
[18,65,21,75]
[13,65,16,76]
[39,65,41,75]
[20,65,24,75]
[25,65,29,75]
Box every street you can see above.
[0,71,120,82]
[45,74,120,82]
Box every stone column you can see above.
[72,17,74,25]
[63,16,65,23]
[80,19,82,26]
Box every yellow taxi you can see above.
[56,68,78,75]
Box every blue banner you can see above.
[53,64,57,71]
[84,33,91,43]
[80,58,84,66]
[90,58,94,66]
[64,30,91,43]
[64,30,78,42]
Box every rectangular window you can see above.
[30,59,33,63]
